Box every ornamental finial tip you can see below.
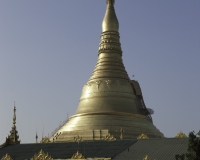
[103,0,118,32]
[106,0,115,6]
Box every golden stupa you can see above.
[50,0,164,142]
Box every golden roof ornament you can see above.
[119,128,124,140]
[30,149,53,160]
[3,104,20,146]
[102,133,116,141]
[137,133,149,139]
[71,151,85,159]
[143,155,151,160]
[74,135,82,142]
[175,131,187,138]
[1,154,13,160]
[40,137,51,143]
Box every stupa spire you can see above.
[102,0,118,32]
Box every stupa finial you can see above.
[106,0,115,6]
[102,0,119,32]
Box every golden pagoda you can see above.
[0,105,20,147]
[0,1,193,160]
[50,0,163,142]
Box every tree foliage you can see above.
[175,131,200,160]
[175,154,185,160]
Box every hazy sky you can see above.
[0,0,200,144]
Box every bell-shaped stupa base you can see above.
[50,0,164,142]
[50,113,163,142]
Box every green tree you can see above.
[175,131,200,160]
[186,131,200,160]
[175,154,185,160]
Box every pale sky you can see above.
[0,0,200,144]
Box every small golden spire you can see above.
[3,103,20,146]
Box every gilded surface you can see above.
[30,149,53,160]
[175,131,187,138]
[74,136,82,142]
[137,133,149,139]
[96,80,102,89]
[50,0,164,142]
[40,137,51,143]
[143,155,151,160]
[103,0,118,32]
[71,151,85,159]
[1,154,13,160]
[102,133,116,141]
[52,132,61,142]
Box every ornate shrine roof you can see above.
[0,138,188,160]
